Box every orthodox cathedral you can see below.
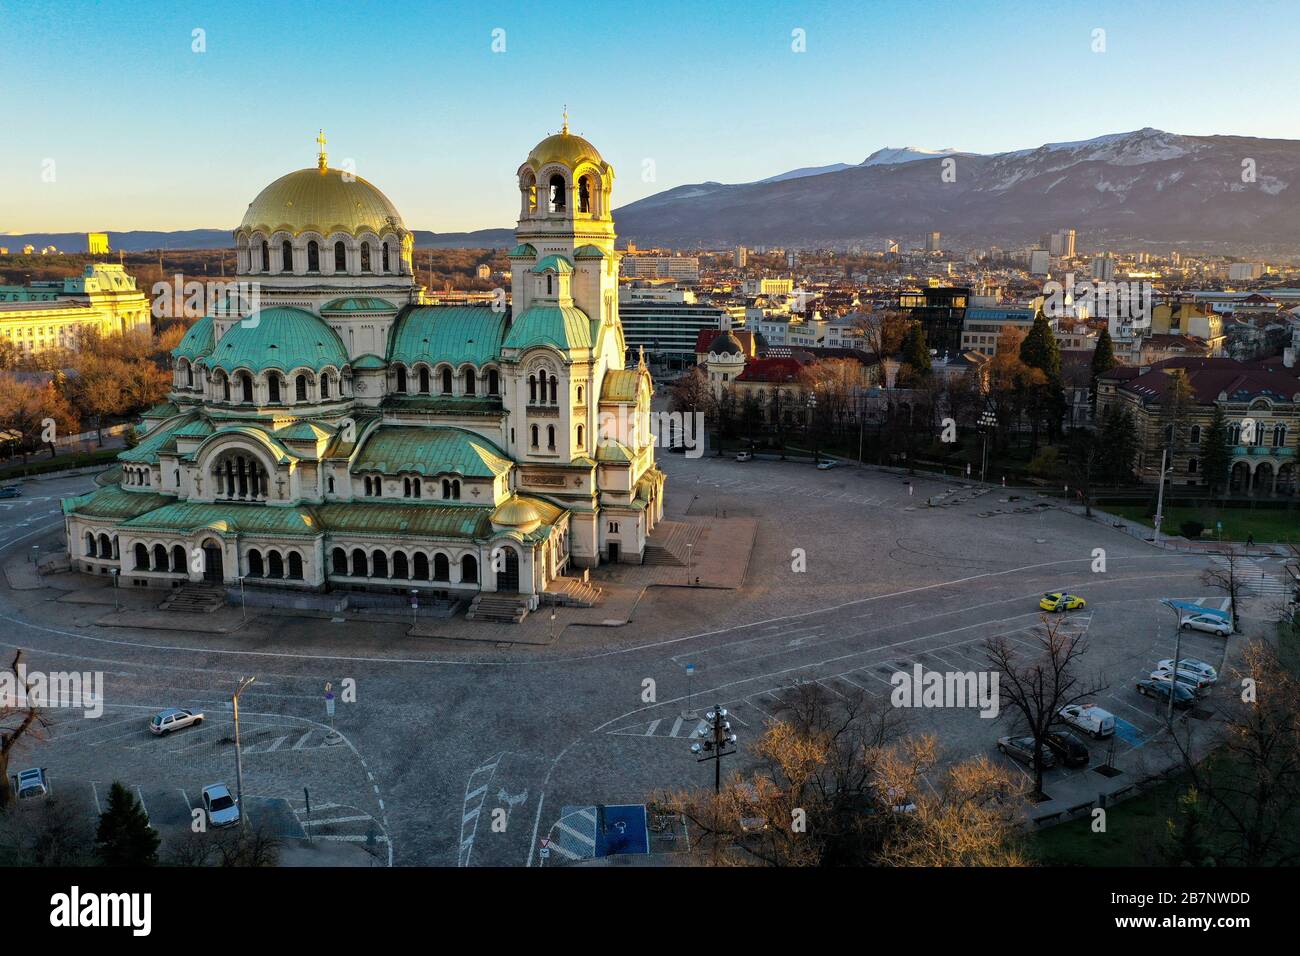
[63,124,666,609]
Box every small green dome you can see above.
[320,296,398,314]
[172,315,214,361]
[504,305,593,353]
[209,306,349,374]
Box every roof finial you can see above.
[638,344,647,370]
[316,129,328,173]
[561,106,569,135]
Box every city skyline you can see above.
[4,0,1300,233]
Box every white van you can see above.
[1057,703,1116,739]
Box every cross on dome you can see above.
[316,129,328,172]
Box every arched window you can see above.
[547,425,556,450]
[153,544,168,571]
[433,553,450,582]
[450,479,460,499]
[462,554,478,584]
[1190,424,1201,444]
[396,366,407,393]
[546,274,553,296]
[576,424,584,449]
[578,175,591,213]
[382,243,391,273]
[441,367,452,394]
[351,548,367,577]
[463,368,475,395]
[334,240,347,271]
[1188,458,1199,474]
[172,545,185,573]
[1229,423,1241,445]
[281,239,293,273]
[248,549,264,577]
[134,543,148,570]
[576,385,583,403]
[392,552,408,579]
[488,369,499,395]
[332,548,348,574]
[530,425,539,448]
[288,552,303,579]
[184,363,193,387]
[101,533,113,558]
[441,478,451,498]
[413,553,429,580]
[268,551,284,579]
[327,475,335,494]
[84,532,95,556]
[371,550,388,578]
[528,374,537,404]
[268,375,281,404]
[360,242,371,273]
[321,374,331,399]
[548,174,566,213]
[1274,423,1287,447]
[221,375,231,402]
[307,240,320,272]
[260,240,269,272]
[241,374,254,404]
[549,374,558,404]
[419,367,430,393]
[295,374,308,402]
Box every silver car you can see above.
[1150,668,1209,693]
[997,735,1056,769]
[1155,658,1218,683]
[149,707,205,735]
[1180,614,1231,637]
[202,783,241,828]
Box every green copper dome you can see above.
[209,306,349,374]
[320,296,398,314]
[172,315,214,361]
[503,305,594,353]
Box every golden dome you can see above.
[526,130,607,172]
[239,167,406,237]
[491,497,542,534]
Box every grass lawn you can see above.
[1032,775,1187,866]
[1102,502,1300,545]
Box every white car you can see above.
[14,767,49,800]
[1155,658,1218,684]
[1180,613,1231,637]
[149,707,205,735]
[1057,703,1116,739]
[816,460,837,470]
[735,451,753,462]
[202,783,241,828]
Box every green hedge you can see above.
[0,448,120,481]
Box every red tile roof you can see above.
[736,357,803,384]
[1121,358,1300,405]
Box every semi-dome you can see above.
[491,497,543,534]
[239,167,406,237]
[209,306,349,374]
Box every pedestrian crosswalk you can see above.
[608,714,712,739]
[291,799,388,847]
[544,806,597,863]
[1210,556,1295,597]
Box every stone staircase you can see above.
[544,576,603,608]
[158,582,227,614]
[643,521,700,567]
[466,594,530,624]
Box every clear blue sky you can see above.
[3,0,1297,234]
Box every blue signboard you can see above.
[595,804,649,857]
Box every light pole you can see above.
[690,705,738,794]
[1153,448,1169,545]
[807,391,819,464]
[978,409,997,484]
[232,676,255,828]
[410,588,418,628]
[1159,599,1184,728]
[110,567,120,611]
[238,575,246,621]
[686,542,693,585]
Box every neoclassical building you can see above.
[63,127,665,609]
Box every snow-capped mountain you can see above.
[614,129,1298,250]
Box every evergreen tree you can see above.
[1201,404,1232,498]
[96,780,160,866]
[1098,405,1138,484]
[1089,327,1117,409]
[1163,787,1214,867]
[1019,312,1065,449]
[900,323,931,380]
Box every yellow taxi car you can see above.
[1040,592,1086,612]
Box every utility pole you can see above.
[1153,447,1169,545]
[1160,599,1183,728]
[232,676,255,828]
[691,705,738,794]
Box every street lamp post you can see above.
[1153,448,1169,546]
[978,409,997,485]
[807,391,819,464]
[686,542,693,585]
[110,568,120,611]
[232,676,255,828]
[690,705,738,794]
[1160,599,1185,729]
[238,575,246,621]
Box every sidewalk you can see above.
[1063,502,1295,557]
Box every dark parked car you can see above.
[1137,678,1196,708]
[1043,730,1090,768]
[996,735,1057,769]
[0,485,22,499]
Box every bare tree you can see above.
[1,650,52,808]
[985,615,1106,800]
[1201,546,1247,634]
